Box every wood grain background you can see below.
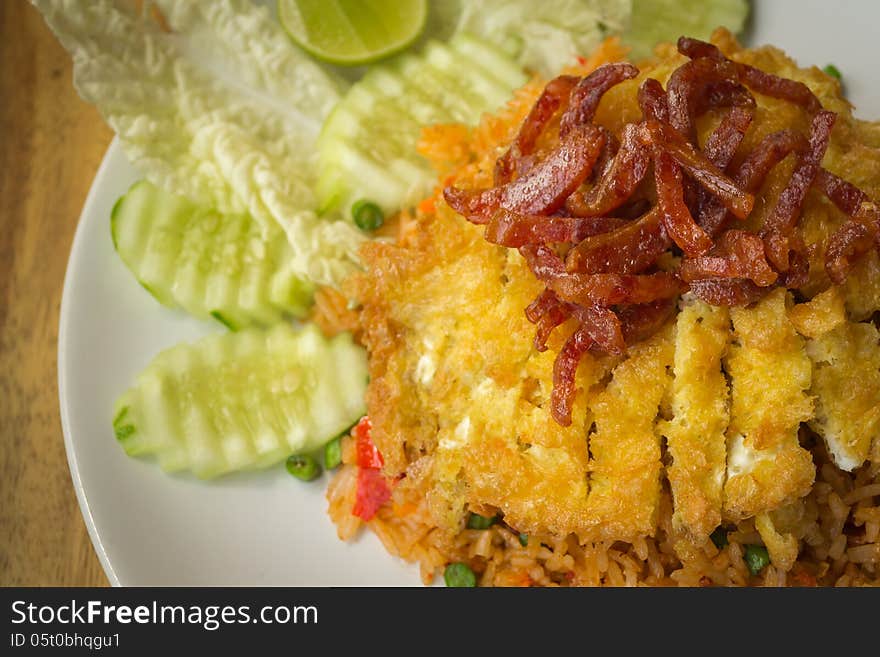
[0,1,111,586]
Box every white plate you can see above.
[59,0,880,586]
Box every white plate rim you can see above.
[58,136,123,587]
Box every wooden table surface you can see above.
[0,1,112,586]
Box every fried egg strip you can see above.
[661,297,731,540]
[806,321,880,470]
[722,289,815,520]
[584,325,674,540]
[788,286,880,470]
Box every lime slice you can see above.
[278,0,429,66]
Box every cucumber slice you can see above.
[423,39,520,111]
[623,0,749,60]
[316,34,527,216]
[113,324,368,479]
[449,33,531,91]
[111,180,315,329]
[392,52,484,124]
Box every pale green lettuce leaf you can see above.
[34,0,364,286]
[453,0,632,78]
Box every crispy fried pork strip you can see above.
[662,51,757,232]
[679,230,778,287]
[590,127,621,181]
[777,241,810,289]
[638,78,669,122]
[559,63,639,137]
[565,123,651,218]
[654,62,758,236]
[826,217,879,284]
[644,119,754,220]
[521,244,684,306]
[525,289,574,353]
[484,209,625,247]
[762,111,836,271]
[525,287,562,323]
[704,104,754,167]
[677,37,823,114]
[667,56,744,141]
[696,105,754,234]
[556,272,685,307]
[675,36,726,60]
[815,167,868,215]
[444,124,606,223]
[618,298,677,344]
[737,130,808,190]
[550,324,594,426]
[495,75,580,185]
[815,169,880,283]
[700,129,808,236]
[700,80,756,113]
[688,277,765,307]
[652,146,714,256]
[565,207,670,274]
[573,304,626,354]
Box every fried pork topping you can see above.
[444,37,880,426]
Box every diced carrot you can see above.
[792,569,818,587]
[392,501,419,517]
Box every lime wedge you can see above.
[278,0,429,66]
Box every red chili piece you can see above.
[352,417,391,521]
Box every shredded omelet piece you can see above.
[583,327,674,541]
[787,287,846,339]
[661,297,730,541]
[787,285,880,471]
[807,321,880,471]
[722,289,815,520]
[755,511,800,571]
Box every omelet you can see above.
[351,31,880,548]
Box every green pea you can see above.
[285,454,321,481]
[466,513,497,530]
[744,544,771,576]
[444,562,477,588]
[324,436,343,470]
[518,533,529,547]
[822,64,842,81]
[351,199,384,231]
[710,527,729,549]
